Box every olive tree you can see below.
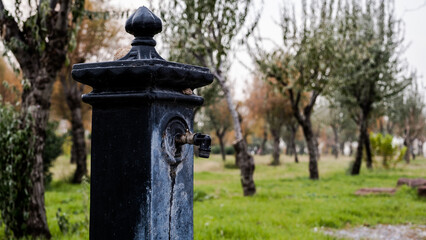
[334,0,410,174]
[255,0,337,179]
[246,77,293,165]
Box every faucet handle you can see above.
[175,130,211,158]
[193,133,211,158]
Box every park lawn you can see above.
[193,155,426,239]
[2,154,425,239]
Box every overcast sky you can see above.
[109,0,426,99]
[239,0,426,98]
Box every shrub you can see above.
[211,145,221,154]
[0,102,65,237]
[369,133,407,168]
[225,146,235,155]
[210,145,235,155]
[0,103,33,238]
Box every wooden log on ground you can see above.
[396,178,426,188]
[355,188,396,196]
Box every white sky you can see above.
[109,0,426,99]
[232,0,426,99]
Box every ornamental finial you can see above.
[125,6,162,46]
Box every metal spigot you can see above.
[175,129,211,158]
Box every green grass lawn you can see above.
[3,154,426,239]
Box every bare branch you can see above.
[289,88,304,123]
[304,90,319,117]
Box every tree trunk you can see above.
[271,130,280,165]
[258,129,267,155]
[21,70,53,239]
[300,122,319,179]
[414,141,421,160]
[290,90,319,179]
[234,139,256,196]
[352,113,368,175]
[364,130,373,169]
[70,142,77,163]
[61,75,87,184]
[315,129,321,161]
[412,141,417,160]
[289,124,299,163]
[379,118,384,134]
[404,137,411,164]
[70,106,87,183]
[216,129,226,161]
[331,125,339,159]
[293,144,299,163]
[214,72,255,196]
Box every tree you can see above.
[329,106,342,158]
[0,0,84,237]
[327,91,361,156]
[334,0,410,175]
[314,98,354,158]
[283,120,299,163]
[255,0,337,179]
[160,0,257,195]
[388,80,425,163]
[246,77,293,165]
[258,125,268,155]
[204,95,233,161]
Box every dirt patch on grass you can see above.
[319,224,426,240]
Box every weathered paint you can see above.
[85,94,200,240]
